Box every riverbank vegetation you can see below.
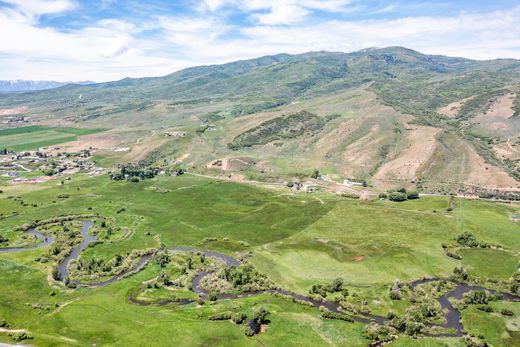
[1,174,520,345]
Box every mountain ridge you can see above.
[0,47,519,193]
[0,80,95,93]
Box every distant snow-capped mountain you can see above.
[0,80,95,93]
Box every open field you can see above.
[1,173,520,345]
[1,48,520,346]
[0,126,104,151]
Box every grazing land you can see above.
[0,126,103,151]
[0,172,520,346]
[1,47,520,346]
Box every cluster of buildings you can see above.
[0,146,103,184]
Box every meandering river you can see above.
[2,220,520,337]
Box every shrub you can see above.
[9,332,32,342]
[476,304,493,312]
[208,312,232,321]
[232,312,247,324]
[501,309,514,316]
[155,252,170,268]
[453,266,468,280]
[456,232,479,247]
[389,289,402,300]
[363,323,392,342]
[243,324,256,336]
[51,267,61,281]
[446,251,462,260]
[388,192,407,202]
[406,191,419,199]
[321,311,354,322]
[464,290,492,305]
[253,306,270,324]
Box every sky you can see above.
[0,0,520,82]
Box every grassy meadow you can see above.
[0,126,103,151]
[1,173,520,345]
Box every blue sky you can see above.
[1,0,519,81]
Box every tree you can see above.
[310,169,320,179]
[406,191,419,199]
[51,267,61,281]
[253,306,270,324]
[388,192,407,202]
[332,278,344,292]
[456,232,479,247]
[156,252,170,268]
[453,266,468,280]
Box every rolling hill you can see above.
[1,47,519,194]
[0,80,94,93]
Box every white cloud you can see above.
[200,0,352,24]
[2,0,76,17]
[0,1,520,81]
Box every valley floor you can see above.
[0,173,520,346]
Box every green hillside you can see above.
[0,47,519,192]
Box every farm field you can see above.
[1,173,520,345]
[0,126,103,151]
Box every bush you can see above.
[501,309,514,316]
[476,304,493,312]
[464,290,492,305]
[253,306,270,324]
[378,193,387,199]
[209,312,232,321]
[388,192,407,202]
[446,251,462,260]
[9,332,32,342]
[232,312,247,324]
[321,311,354,322]
[453,266,468,280]
[389,289,402,300]
[456,232,479,247]
[51,267,61,281]
[243,324,256,336]
[406,191,419,199]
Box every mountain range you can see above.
[0,47,519,194]
[0,80,95,93]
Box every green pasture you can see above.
[1,174,520,345]
[0,126,103,151]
